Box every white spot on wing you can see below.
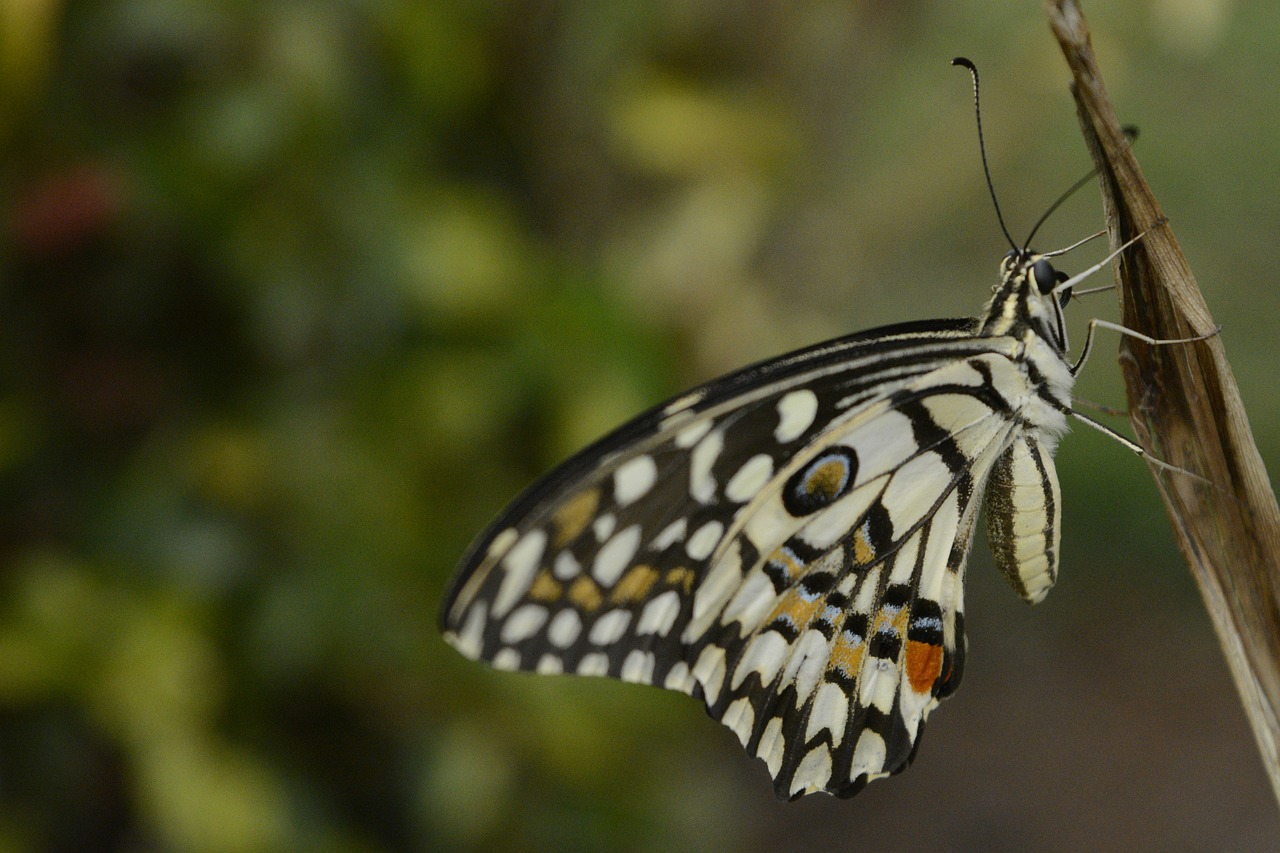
[674,418,713,449]
[493,529,548,617]
[547,609,582,648]
[732,631,789,690]
[775,389,819,442]
[722,697,755,746]
[614,455,658,506]
[492,648,521,670]
[851,729,887,776]
[636,590,681,636]
[553,550,581,580]
[685,520,724,561]
[693,645,727,705]
[880,451,952,535]
[651,518,687,551]
[500,604,548,644]
[593,524,642,585]
[758,717,786,777]
[592,513,616,542]
[620,649,655,683]
[724,453,775,503]
[536,654,563,674]
[450,603,487,658]
[689,429,724,503]
[664,661,696,693]
[787,630,831,704]
[588,609,632,645]
[577,652,610,676]
[790,745,833,797]
[807,682,850,747]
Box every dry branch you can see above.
[1046,0,1280,808]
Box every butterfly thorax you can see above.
[978,250,1074,442]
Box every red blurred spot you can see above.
[10,163,127,256]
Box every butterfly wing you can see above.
[441,320,1029,798]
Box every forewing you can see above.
[440,322,1025,797]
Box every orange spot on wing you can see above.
[568,576,603,611]
[905,640,944,694]
[610,565,659,604]
[528,569,562,603]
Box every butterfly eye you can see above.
[1031,259,1057,294]
[1056,271,1072,307]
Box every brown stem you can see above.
[1047,0,1280,808]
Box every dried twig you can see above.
[1046,0,1280,808]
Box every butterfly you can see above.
[438,60,1163,800]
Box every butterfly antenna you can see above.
[952,57,1016,251]
[1022,125,1139,250]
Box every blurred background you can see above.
[2,1,1278,850]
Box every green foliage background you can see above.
[1,2,1278,850]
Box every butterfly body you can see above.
[441,249,1077,799]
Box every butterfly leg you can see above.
[1070,318,1221,376]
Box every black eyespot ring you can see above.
[782,448,858,517]
[1031,258,1057,294]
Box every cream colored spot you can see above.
[807,682,850,748]
[636,590,681,636]
[851,729,887,776]
[547,609,583,648]
[775,389,819,443]
[553,550,581,580]
[620,649,655,683]
[693,645,727,705]
[732,631,788,690]
[722,697,755,746]
[592,512,616,542]
[758,717,786,777]
[589,610,631,645]
[492,648,521,670]
[664,661,696,693]
[576,652,610,676]
[593,524,642,585]
[724,453,774,503]
[614,455,658,507]
[652,518,687,550]
[790,746,833,797]
[493,529,548,617]
[536,654,563,674]
[689,429,724,503]
[674,418,713,449]
[450,603,487,659]
[500,604,548,644]
[685,520,724,561]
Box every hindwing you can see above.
[441,319,1033,798]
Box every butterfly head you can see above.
[986,249,1072,352]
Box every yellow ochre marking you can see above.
[852,524,875,565]
[906,640,944,694]
[766,587,823,633]
[610,564,660,604]
[829,631,866,678]
[528,569,563,603]
[665,566,695,594]
[552,488,600,547]
[804,458,849,502]
[766,547,805,583]
[568,575,603,611]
